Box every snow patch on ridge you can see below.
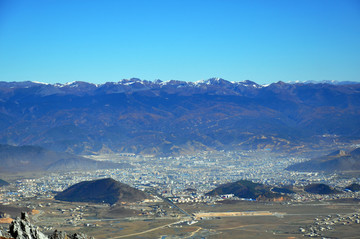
[31,81,50,85]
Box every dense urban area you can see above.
[2,150,360,204]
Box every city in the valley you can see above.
[1,150,360,238]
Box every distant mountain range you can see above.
[0,78,359,155]
[287,80,359,85]
[0,144,131,173]
[286,148,360,172]
[55,178,148,205]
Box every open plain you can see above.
[2,197,359,239]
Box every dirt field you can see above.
[1,199,360,238]
[194,211,274,219]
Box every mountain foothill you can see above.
[286,147,360,172]
[0,144,131,173]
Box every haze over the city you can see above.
[1,0,359,84]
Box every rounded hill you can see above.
[304,183,342,195]
[345,183,360,192]
[206,180,284,200]
[54,178,148,205]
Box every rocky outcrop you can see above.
[9,212,47,239]
[49,230,94,239]
[0,226,12,238]
[48,230,67,239]
[3,212,94,239]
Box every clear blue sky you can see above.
[0,0,359,84]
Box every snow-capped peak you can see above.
[31,81,50,85]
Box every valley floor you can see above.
[1,198,360,238]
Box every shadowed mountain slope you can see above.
[286,148,360,172]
